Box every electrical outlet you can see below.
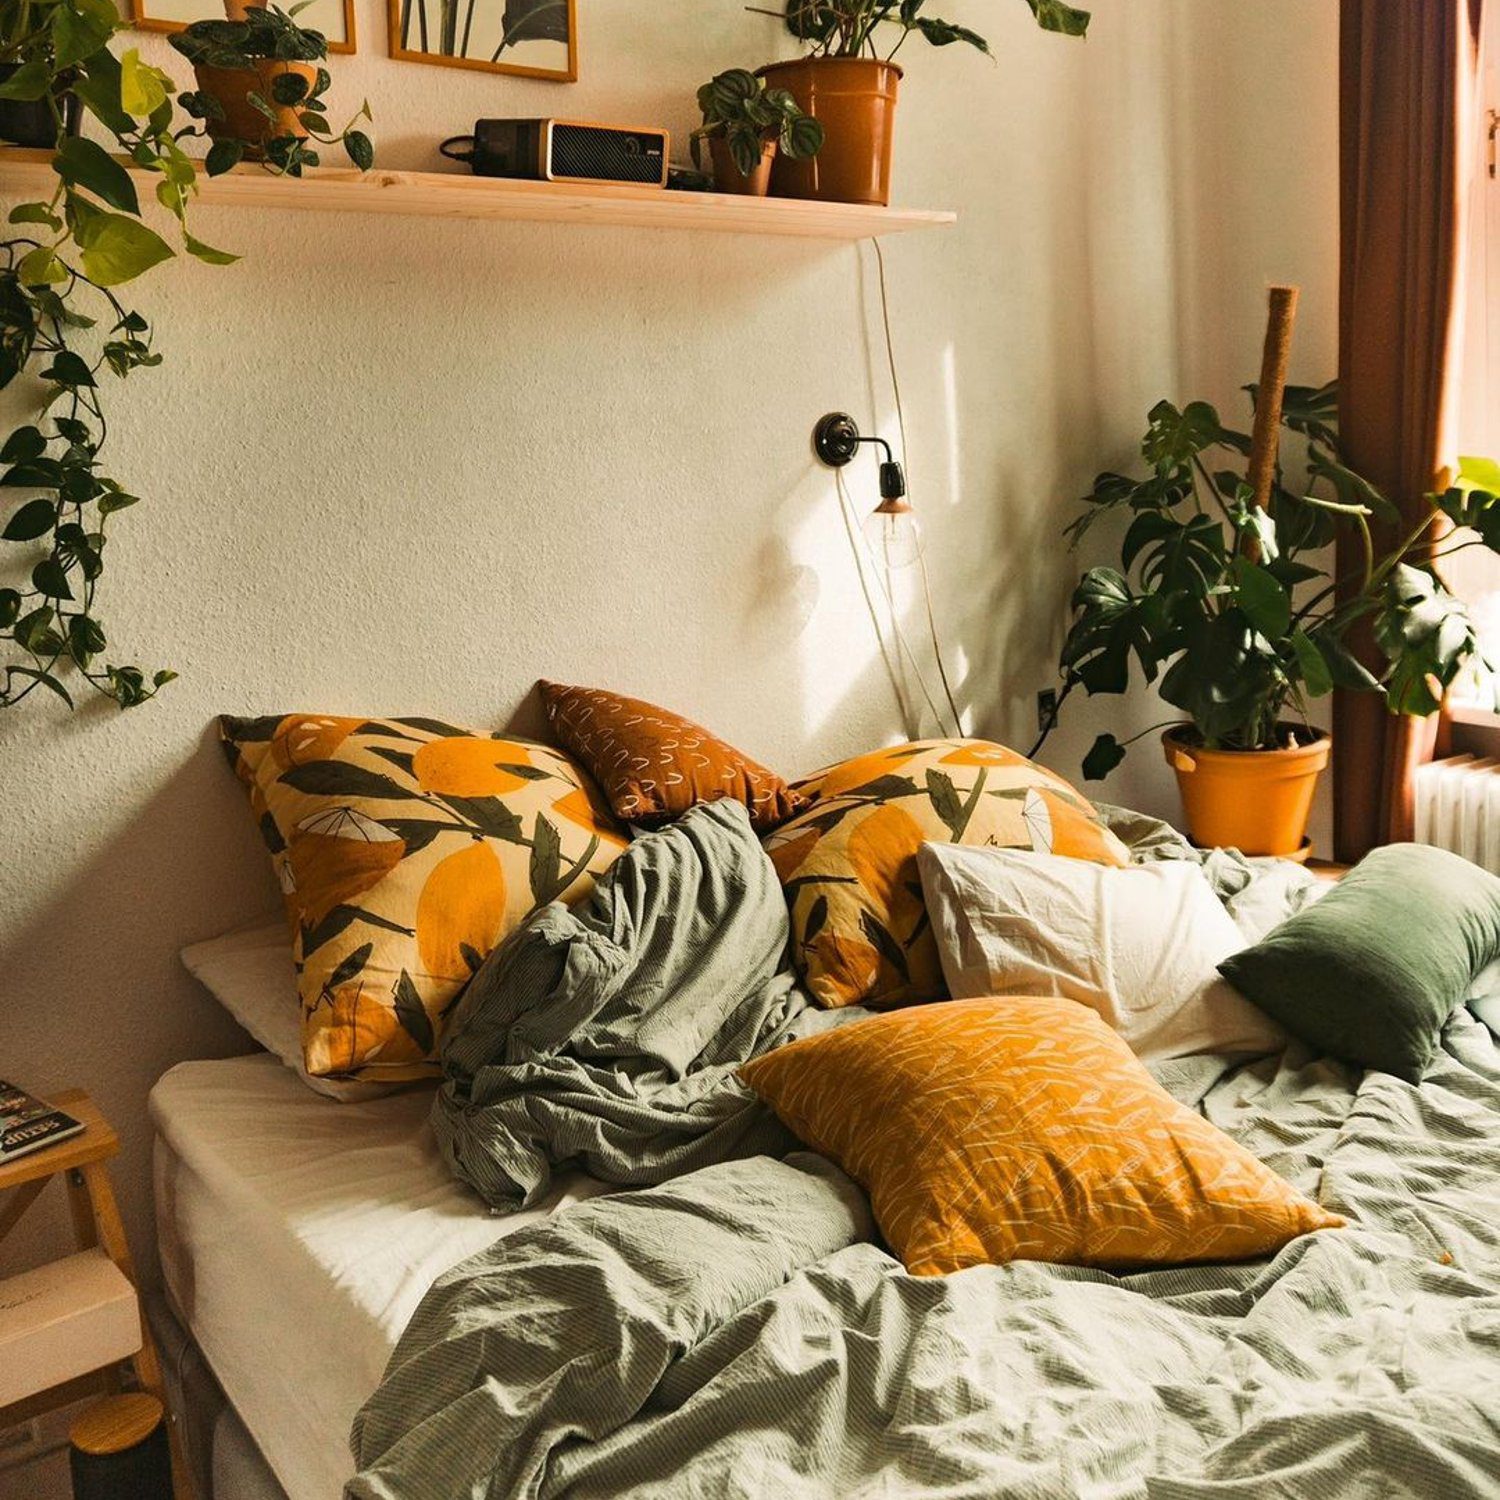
[1037,688,1058,734]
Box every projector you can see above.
[439,120,671,189]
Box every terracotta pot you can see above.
[1162,725,1331,859]
[708,136,777,196]
[193,59,319,159]
[757,57,901,206]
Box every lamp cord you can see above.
[870,239,966,738]
[838,469,954,736]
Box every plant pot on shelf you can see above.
[1162,725,1331,860]
[708,136,777,196]
[757,57,901,206]
[192,59,319,159]
[0,63,81,149]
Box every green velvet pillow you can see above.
[1218,844,1500,1082]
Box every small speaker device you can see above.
[440,120,671,188]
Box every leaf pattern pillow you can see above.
[219,714,627,1083]
[763,739,1130,1009]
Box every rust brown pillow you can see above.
[540,682,805,833]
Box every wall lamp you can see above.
[812,412,922,568]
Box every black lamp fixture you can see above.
[812,412,922,568]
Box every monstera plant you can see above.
[0,0,243,710]
[1035,381,1500,856]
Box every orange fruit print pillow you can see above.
[763,739,1130,1009]
[220,714,626,1082]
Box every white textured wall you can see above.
[0,0,1339,1281]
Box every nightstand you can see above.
[0,1089,194,1499]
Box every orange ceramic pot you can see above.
[1162,725,1331,858]
[757,57,901,206]
[708,136,777,196]
[193,59,319,159]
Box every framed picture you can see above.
[388,0,577,82]
[130,0,357,56]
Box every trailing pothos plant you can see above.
[0,1,238,709]
[1034,381,1500,780]
[691,67,824,175]
[749,0,1091,59]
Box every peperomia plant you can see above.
[1,1,238,710]
[171,4,373,178]
[750,0,1091,59]
[1034,382,1500,779]
[691,67,824,175]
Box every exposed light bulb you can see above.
[862,504,922,570]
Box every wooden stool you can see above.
[0,1090,193,1499]
[69,1393,173,1499]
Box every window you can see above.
[1453,16,1500,715]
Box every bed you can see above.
[149,1055,609,1500]
[154,798,1500,1500]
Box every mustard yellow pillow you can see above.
[220,714,627,1083]
[741,996,1342,1276]
[763,740,1129,1008]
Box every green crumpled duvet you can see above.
[350,801,1500,1500]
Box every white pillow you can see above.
[180,922,393,1102]
[915,843,1287,1062]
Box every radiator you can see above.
[1413,755,1500,871]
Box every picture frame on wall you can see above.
[129,0,358,55]
[388,0,577,82]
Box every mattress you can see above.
[150,1054,612,1500]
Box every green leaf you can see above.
[32,557,73,599]
[1456,455,1500,493]
[1026,0,1091,36]
[53,0,119,70]
[344,129,374,171]
[0,589,19,627]
[270,70,310,105]
[3,498,57,541]
[205,139,246,177]
[119,47,168,117]
[13,605,55,652]
[17,247,65,286]
[1230,556,1291,640]
[1290,629,1333,697]
[9,666,72,705]
[1,427,46,465]
[72,206,174,287]
[97,491,139,516]
[1081,733,1125,781]
[54,136,140,215]
[916,16,992,50]
[783,113,824,160]
[0,61,51,101]
[184,233,240,266]
[9,202,62,230]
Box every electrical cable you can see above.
[870,238,967,737]
[838,469,954,735]
[836,468,917,732]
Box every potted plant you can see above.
[1033,383,1500,858]
[750,0,1089,206]
[691,67,824,196]
[0,0,90,148]
[0,2,250,710]
[171,3,372,175]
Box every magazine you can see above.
[0,1081,86,1164]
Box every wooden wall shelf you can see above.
[0,150,955,241]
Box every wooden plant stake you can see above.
[1244,284,1300,561]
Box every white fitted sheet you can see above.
[150,1054,611,1500]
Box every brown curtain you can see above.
[1335,0,1485,862]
